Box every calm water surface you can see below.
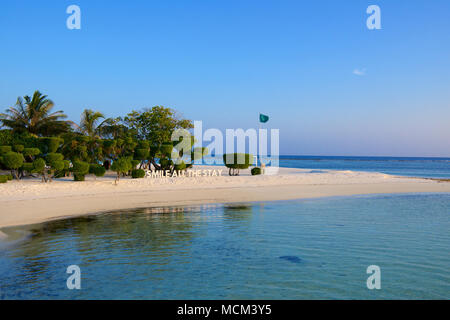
[0,194,449,299]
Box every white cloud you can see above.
[353,68,367,76]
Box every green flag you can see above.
[259,113,269,123]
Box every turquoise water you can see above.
[0,194,449,299]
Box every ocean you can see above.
[277,156,450,179]
[202,155,450,179]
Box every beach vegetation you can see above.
[111,157,132,184]
[72,161,89,182]
[131,169,146,179]
[2,151,24,179]
[251,167,262,176]
[77,109,111,138]
[0,130,13,146]
[174,161,187,171]
[89,163,106,179]
[0,175,8,183]
[22,162,34,174]
[74,173,85,181]
[223,153,252,176]
[23,147,41,159]
[40,137,63,154]
[0,146,12,154]
[45,153,64,181]
[32,158,46,181]
[93,165,106,178]
[0,92,209,182]
[2,152,24,179]
[89,163,101,174]
[0,91,73,136]
[13,144,24,152]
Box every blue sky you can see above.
[1,0,449,157]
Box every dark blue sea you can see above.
[277,156,450,179]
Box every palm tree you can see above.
[78,109,110,138]
[98,117,128,139]
[0,91,72,136]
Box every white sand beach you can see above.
[0,166,449,228]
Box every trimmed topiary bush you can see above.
[131,169,145,179]
[89,163,101,174]
[13,145,24,152]
[72,161,90,174]
[138,140,150,149]
[0,131,13,147]
[131,159,140,169]
[111,157,132,184]
[223,153,253,176]
[44,153,65,181]
[102,140,116,150]
[33,158,46,173]
[51,160,65,171]
[72,161,89,181]
[6,174,13,181]
[93,166,106,178]
[40,137,63,154]
[2,152,24,179]
[0,146,12,155]
[46,153,64,164]
[251,167,262,176]
[134,149,149,160]
[22,162,34,174]
[23,147,41,158]
[159,142,173,157]
[174,161,186,171]
[74,173,85,181]
[0,175,8,183]
[54,160,71,178]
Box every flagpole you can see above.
[257,114,261,167]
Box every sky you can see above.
[0,0,449,157]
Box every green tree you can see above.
[23,147,41,162]
[123,106,193,171]
[124,106,193,146]
[2,152,24,179]
[0,91,73,136]
[45,153,65,182]
[32,158,46,182]
[96,117,128,139]
[72,161,90,181]
[111,157,132,184]
[78,109,111,138]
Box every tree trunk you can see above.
[151,159,161,171]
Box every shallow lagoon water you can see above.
[0,194,449,299]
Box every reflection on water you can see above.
[0,195,449,299]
